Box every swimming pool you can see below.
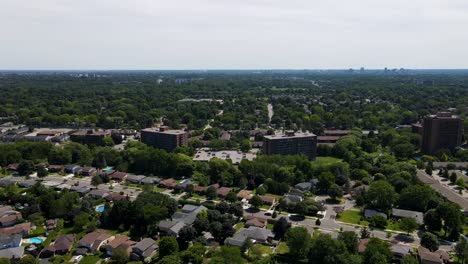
[29,237,45,244]
[103,166,114,171]
[96,205,105,213]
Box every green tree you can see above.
[370,215,387,229]
[110,248,129,264]
[337,231,359,253]
[424,209,442,232]
[399,217,418,234]
[401,256,419,264]
[456,177,465,189]
[328,184,343,202]
[180,243,205,264]
[211,246,245,264]
[309,233,348,264]
[206,186,217,200]
[73,213,90,232]
[273,217,290,239]
[159,236,179,258]
[18,160,34,176]
[240,139,251,152]
[366,181,398,211]
[450,172,458,184]
[19,255,38,264]
[363,238,391,264]
[250,195,263,208]
[421,232,439,252]
[285,227,311,259]
[455,237,468,264]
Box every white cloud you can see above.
[0,0,467,69]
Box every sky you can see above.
[1,0,468,70]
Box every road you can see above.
[416,170,468,211]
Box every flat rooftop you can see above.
[141,128,187,135]
[264,131,316,140]
[193,148,256,164]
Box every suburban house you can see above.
[0,234,22,250]
[392,208,424,225]
[245,216,267,228]
[259,196,276,206]
[0,246,24,260]
[130,238,158,261]
[77,229,113,253]
[0,222,32,236]
[110,171,128,182]
[46,219,58,231]
[65,165,81,174]
[47,165,64,173]
[418,246,449,264]
[80,167,97,177]
[126,175,146,184]
[159,179,177,189]
[0,212,22,227]
[224,226,274,247]
[141,177,161,185]
[159,205,207,236]
[390,243,412,260]
[283,194,303,204]
[88,189,109,199]
[106,235,135,256]
[18,179,37,188]
[40,234,75,258]
[105,192,127,202]
[294,182,312,192]
[217,187,232,198]
[158,220,185,236]
[237,190,253,200]
[364,209,387,220]
[193,185,207,194]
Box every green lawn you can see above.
[235,222,245,231]
[314,157,343,165]
[336,210,369,226]
[276,242,289,254]
[266,223,274,230]
[80,255,101,264]
[248,244,273,258]
[386,220,405,232]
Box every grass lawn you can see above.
[276,242,289,254]
[386,220,405,232]
[235,222,245,231]
[314,156,343,165]
[153,186,165,192]
[248,244,273,258]
[191,193,205,199]
[80,255,101,264]
[336,210,369,226]
[267,223,274,230]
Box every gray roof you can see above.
[283,194,303,204]
[126,175,146,182]
[0,246,24,259]
[224,226,274,247]
[141,177,161,184]
[18,179,38,188]
[364,209,387,219]
[171,205,207,225]
[133,238,156,252]
[0,234,21,249]
[392,208,424,225]
[391,244,412,256]
[295,182,312,191]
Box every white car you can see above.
[73,255,83,263]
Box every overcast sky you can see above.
[1,0,468,69]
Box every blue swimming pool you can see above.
[96,205,105,213]
[29,237,45,244]
[103,166,114,171]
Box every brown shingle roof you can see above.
[217,187,231,197]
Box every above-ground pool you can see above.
[96,205,105,213]
[29,237,45,244]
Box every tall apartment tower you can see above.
[421,112,464,154]
[140,126,188,152]
[263,131,317,160]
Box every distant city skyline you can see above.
[1,0,468,70]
